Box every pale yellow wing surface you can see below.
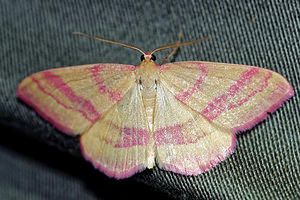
[80,84,153,179]
[153,83,235,175]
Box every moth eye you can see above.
[151,54,156,61]
[140,55,145,61]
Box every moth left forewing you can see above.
[17,63,136,135]
[159,61,293,133]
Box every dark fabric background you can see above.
[1,0,299,199]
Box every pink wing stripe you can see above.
[35,72,100,122]
[154,124,202,146]
[200,68,264,121]
[175,63,208,103]
[233,81,294,132]
[227,72,272,110]
[17,85,73,133]
[89,65,124,102]
[105,127,149,148]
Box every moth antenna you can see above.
[73,32,145,55]
[151,35,214,54]
[161,29,183,65]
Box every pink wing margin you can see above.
[17,63,136,135]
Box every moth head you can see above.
[140,52,156,62]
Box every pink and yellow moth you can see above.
[17,32,294,179]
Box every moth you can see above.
[17,32,294,179]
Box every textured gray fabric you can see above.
[0,129,170,200]
[0,0,299,199]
